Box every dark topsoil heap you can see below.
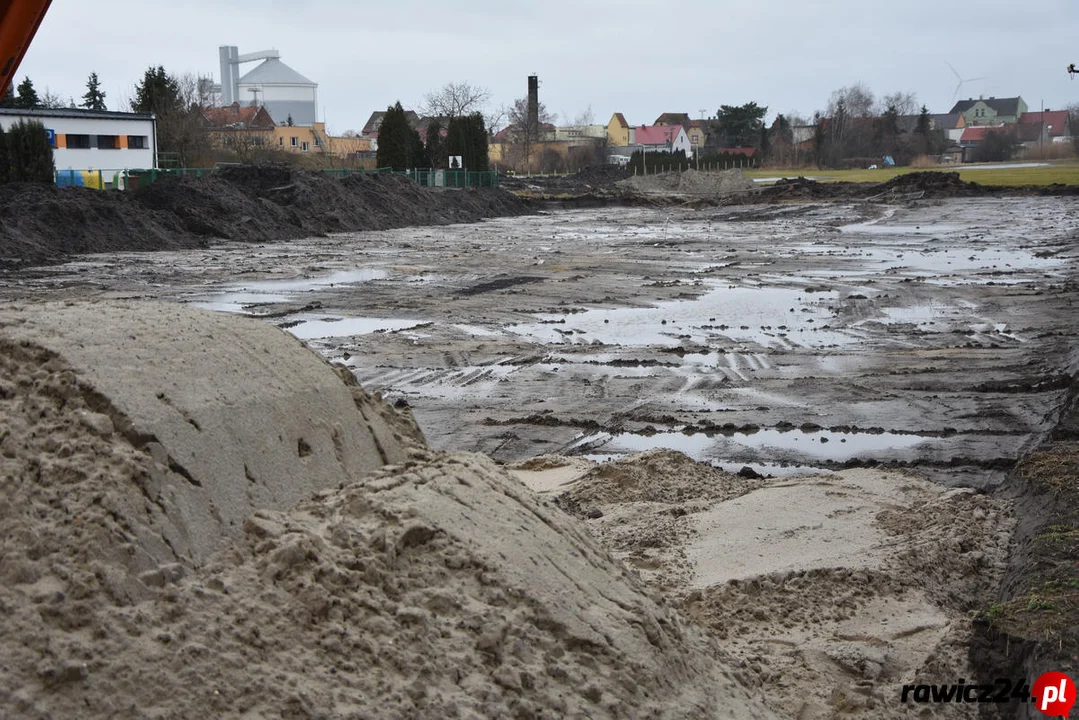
[746,170,1079,204]
[0,164,532,269]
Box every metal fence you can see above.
[56,165,498,190]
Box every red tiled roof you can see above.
[203,102,275,129]
[610,112,628,128]
[1019,110,1069,136]
[960,127,994,142]
[635,124,683,145]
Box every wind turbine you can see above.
[946,61,988,103]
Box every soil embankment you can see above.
[968,372,1079,719]
[0,164,532,269]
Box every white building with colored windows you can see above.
[0,107,157,175]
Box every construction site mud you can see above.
[10,195,1076,485]
[3,181,1078,717]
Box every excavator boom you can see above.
[0,0,52,98]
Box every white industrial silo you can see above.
[219,46,318,126]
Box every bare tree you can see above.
[827,82,875,118]
[164,73,213,166]
[879,91,918,117]
[223,130,273,163]
[421,81,491,119]
[39,88,67,109]
[504,96,557,170]
[573,105,595,126]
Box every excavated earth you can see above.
[1,172,1077,718]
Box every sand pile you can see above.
[555,454,1015,719]
[0,302,775,719]
[617,169,754,198]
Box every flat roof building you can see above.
[0,107,157,174]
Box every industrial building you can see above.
[216,46,318,126]
[0,107,157,176]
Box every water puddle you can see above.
[285,316,423,340]
[189,267,389,313]
[570,427,926,465]
[508,283,854,349]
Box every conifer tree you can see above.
[81,72,107,111]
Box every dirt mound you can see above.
[561,451,1016,719]
[575,164,629,186]
[561,449,763,506]
[0,304,775,719]
[617,169,754,197]
[874,171,983,197]
[0,164,532,269]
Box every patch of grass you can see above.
[746,160,1079,187]
[983,588,1078,639]
[1034,524,1079,545]
[1018,444,1079,492]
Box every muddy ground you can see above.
[9,196,1076,488]
[3,187,1078,716]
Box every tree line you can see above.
[1,73,107,111]
[374,101,489,172]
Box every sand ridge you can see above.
[0,301,777,719]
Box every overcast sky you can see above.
[17,0,1079,132]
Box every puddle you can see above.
[508,284,854,349]
[189,267,389,313]
[840,222,967,236]
[233,268,389,293]
[284,316,423,340]
[190,293,292,314]
[570,427,926,465]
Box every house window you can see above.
[279,137,284,146]
[127,135,147,149]
[65,134,91,149]
[290,136,298,147]
[314,136,322,147]
[301,141,309,152]
[96,135,118,149]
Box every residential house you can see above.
[791,125,816,146]
[685,119,709,152]
[930,113,966,142]
[203,102,277,131]
[629,124,692,156]
[653,112,691,127]
[607,113,630,146]
[957,126,1002,161]
[894,113,966,142]
[272,122,371,157]
[361,109,421,139]
[1018,110,1072,142]
[949,96,1028,126]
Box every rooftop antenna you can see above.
[946,61,988,103]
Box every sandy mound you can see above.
[558,452,1015,719]
[617,169,754,197]
[554,450,765,589]
[0,302,775,719]
[0,301,423,565]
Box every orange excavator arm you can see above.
[0,0,52,97]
